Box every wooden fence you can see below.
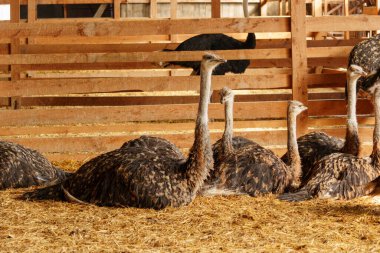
[0,0,380,161]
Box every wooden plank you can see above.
[0,101,290,126]
[18,39,362,54]
[291,0,308,134]
[0,99,374,127]
[2,46,353,65]
[0,48,291,65]
[0,120,288,136]
[0,73,346,97]
[0,74,291,96]
[113,0,121,19]
[0,17,291,38]
[1,125,375,154]
[94,4,108,18]
[10,0,20,22]
[313,0,322,16]
[150,0,157,18]
[212,0,221,18]
[27,0,36,23]
[306,16,380,32]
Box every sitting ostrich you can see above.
[22,53,226,210]
[160,0,255,75]
[201,97,307,197]
[0,141,69,190]
[203,87,261,189]
[279,83,380,201]
[346,34,380,95]
[281,65,367,185]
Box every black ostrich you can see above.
[161,0,255,75]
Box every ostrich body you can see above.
[201,100,307,196]
[279,85,380,201]
[281,65,367,185]
[0,141,69,190]
[204,87,261,187]
[161,0,255,75]
[347,34,380,93]
[23,53,225,209]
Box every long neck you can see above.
[371,90,380,166]
[222,98,234,155]
[341,74,361,156]
[287,107,302,188]
[184,64,213,192]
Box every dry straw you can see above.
[1,161,379,252]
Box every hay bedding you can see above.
[1,162,380,252]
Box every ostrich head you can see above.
[201,53,226,71]
[219,87,234,104]
[288,100,308,116]
[347,64,367,79]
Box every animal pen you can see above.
[0,0,378,161]
[1,0,380,251]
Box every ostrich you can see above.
[160,0,255,75]
[279,84,380,201]
[346,34,380,95]
[22,53,226,210]
[281,65,367,185]
[0,141,69,190]
[201,100,307,197]
[203,87,261,187]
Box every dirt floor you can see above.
[1,161,380,252]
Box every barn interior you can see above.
[0,0,380,251]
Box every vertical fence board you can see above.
[291,0,308,135]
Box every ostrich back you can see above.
[280,153,380,201]
[347,34,380,92]
[0,141,69,190]
[205,144,292,196]
[206,136,261,186]
[168,34,253,75]
[120,135,184,159]
[281,131,344,185]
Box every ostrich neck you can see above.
[341,75,360,156]
[184,64,213,192]
[371,90,380,166]
[287,108,302,186]
[222,99,234,155]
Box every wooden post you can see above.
[211,0,221,18]
[10,0,22,109]
[150,0,157,18]
[344,0,350,39]
[291,0,308,134]
[170,0,178,43]
[313,0,322,16]
[10,0,20,21]
[27,0,36,22]
[114,0,121,19]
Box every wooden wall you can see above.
[0,0,380,161]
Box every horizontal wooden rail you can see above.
[0,73,345,97]
[0,46,354,65]
[0,99,373,126]
[0,18,290,38]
